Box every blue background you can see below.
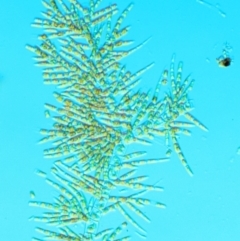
[0,0,240,240]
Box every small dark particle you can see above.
[217,57,231,67]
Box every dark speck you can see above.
[218,57,231,67]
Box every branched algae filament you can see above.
[27,0,207,240]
